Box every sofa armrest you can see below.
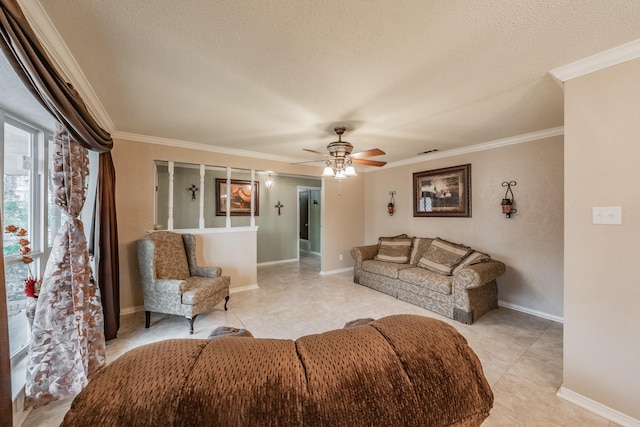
[191,266,222,278]
[351,245,378,283]
[453,260,506,290]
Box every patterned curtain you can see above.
[24,124,106,408]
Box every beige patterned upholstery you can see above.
[352,237,506,324]
[137,231,230,334]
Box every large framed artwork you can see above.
[413,164,471,217]
[215,178,259,216]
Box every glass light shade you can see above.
[344,165,357,176]
[334,170,347,180]
[265,174,274,189]
[322,166,335,177]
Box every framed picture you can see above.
[413,164,471,217]
[215,178,259,216]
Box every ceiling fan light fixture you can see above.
[322,165,335,177]
[307,126,385,182]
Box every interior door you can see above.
[299,190,309,240]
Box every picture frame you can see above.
[413,164,471,217]
[215,178,259,216]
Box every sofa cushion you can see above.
[181,277,229,304]
[418,238,472,276]
[362,260,413,279]
[409,237,434,265]
[398,267,453,294]
[452,250,492,274]
[375,236,413,264]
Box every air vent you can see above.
[418,149,439,155]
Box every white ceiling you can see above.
[6,1,640,166]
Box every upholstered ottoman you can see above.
[62,315,493,427]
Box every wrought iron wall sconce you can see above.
[388,191,396,216]
[501,181,517,218]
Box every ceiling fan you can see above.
[303,126,386,178]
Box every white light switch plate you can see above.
[592,206,622,225]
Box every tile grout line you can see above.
[490,320,555,388]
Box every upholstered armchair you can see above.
[137,231,230,334]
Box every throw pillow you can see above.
[452,250,492,274]
[409,237,434,265]
[208,326,254,339]
[375,236,413,264]
[343,318,375,328]
[377,234,408,244]
[418,237,472,275]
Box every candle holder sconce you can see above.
[388,191,396,216]
[501,181,517,218]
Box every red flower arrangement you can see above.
[4,224,39,298]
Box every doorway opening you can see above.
[298,186,321,263]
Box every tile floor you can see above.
[23,254,619,426]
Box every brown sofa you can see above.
[62,315,493,427]
[352,236,506,324]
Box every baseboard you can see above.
[320,267,353,276]
[230,284,259,293]
[257,258,298,266]
[120,305,145,315]
[557,386,640,427]
[498,300,564,323]
[12,389,30,427]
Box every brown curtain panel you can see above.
[0,0,120,342]
[97,152,120,340]
[0,220,12,427]
[0,0,112,152]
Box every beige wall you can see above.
[364,137,564,318]
[563,58,640,419]
[111,138,330,311]
[192,229,258,289]
[321,174,365,272]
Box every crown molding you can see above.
[550,38,640,82]
[114,131,315,166]
[116,126,564,172]
[17,0,115,133]
[385,126,564,169]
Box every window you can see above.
[2,109,99,400]
[1,113,52,361]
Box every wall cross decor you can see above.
[275,201,284,215]
[187,183,199,200]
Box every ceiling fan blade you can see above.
[353,158,387,167]
[351,148,385,159]
[291,159,326,164]
[303,148,330,156]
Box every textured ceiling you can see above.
[11,1,640,165]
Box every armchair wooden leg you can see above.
[224,296,229,311]
[187,315,197,334]
[145,311,151,328]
